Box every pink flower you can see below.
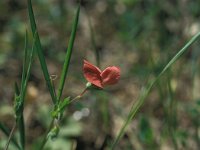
[83,60,120,88]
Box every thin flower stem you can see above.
[69,88,88,104]
[4,122,17,150]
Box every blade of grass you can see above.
[57,4,80,102]
[27,0,56,104]
[38,4,80,150]
[16,31,28,150]
[6,33,30,150]
[17,33,35,150]
[17,117,25,150]
[111,31,200,149]
[20,32,35,116]
[20,31,28,93]
[18,33,35,149]
[15,82,20,96]
[0,122,20,149]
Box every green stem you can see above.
[18,116,25,150]
[38,88,87,150]
[39,120,54,150]
[68,88,87,104]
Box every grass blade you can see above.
[16,32,35,150]
[27,0,56,104]
[19,34,34,150]
[18,116,25,150]
[20,31,28,93]
[111,31,200,149]
[57,4,80,101]
[15,82,20,96]
[20,33,35,113]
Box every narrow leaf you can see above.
[27,0,56,104]
[18,116,25,150]
[14,82,20,96]
[18,32,37,150]
[111,31,200,149]
[20,31,28,93]
[57,4,80,101]
[16,31,36,150]
[20,32,35,105]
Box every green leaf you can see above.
[27,0,56,104]
[111,31,200,149]
[57,4,80,101]
[20,30,28,93]
[18,116,25,150]
[20,31,35,106]
[15,82,20,97]
[14,82,21,116]
[15,30,35,150]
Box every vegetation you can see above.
[0,0,200,150]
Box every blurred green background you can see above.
[0,0,200,149]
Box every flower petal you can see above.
[83,60,103,88]
[101,66,120,86]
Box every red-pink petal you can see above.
[83,60,103,88]
[101,66,120,86]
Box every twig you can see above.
[4,122,17,150]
